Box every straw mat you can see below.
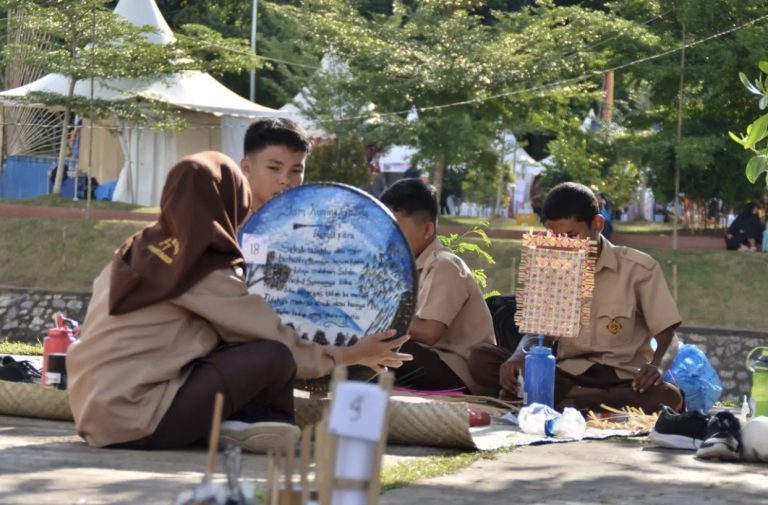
[0,380,73,421]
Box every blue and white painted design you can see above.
[238,183,417,347]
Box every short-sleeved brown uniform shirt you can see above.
[557,236,682,379]
[415,239,496,393]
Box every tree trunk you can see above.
[433,152,446,204]
[52,78,76,195]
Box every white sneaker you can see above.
[219,421,300,454]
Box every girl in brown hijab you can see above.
[67,151,410,452]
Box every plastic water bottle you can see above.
[746,347,768,417]
[42,313,79,386]
[524,335,556,408]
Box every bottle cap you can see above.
[527,334,552,355]
[529,345,552,355]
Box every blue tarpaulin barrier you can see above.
[94,181,116,201]
[0,155,78,199]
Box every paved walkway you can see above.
[383,438,768,505]
[2,415,766,504]
[0,415,441,505]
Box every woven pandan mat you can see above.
[0,383,511,451]
[0,380,73,421]
[296,394,506,450]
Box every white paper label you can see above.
[46,372,61,385]
[241,234,269,264]
[329,382,388,442]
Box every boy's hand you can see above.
[499,352,525,398]
[633,363,662,393]
[347,330,412,372]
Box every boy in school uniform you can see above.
[240,117,310,212]
[469,182,683,413]
[380,179,496,394]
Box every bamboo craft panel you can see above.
[515,232,596,338]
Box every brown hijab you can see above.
[108,151,252,315]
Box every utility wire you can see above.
[2,10,767,129]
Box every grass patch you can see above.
[381,449,509,492]
[0,195,158,213]
[1,217,766,330]
[439,216,722,235]
[0,216,146,291]
[0,338,43,355]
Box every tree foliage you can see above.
[304,138,371,187]
[615,0,768,205]
[155,0,319,109]
[270,0,663,202]
[730,60,768,186]
[542,124,641,209]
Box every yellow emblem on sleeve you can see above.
[148,238,180,265]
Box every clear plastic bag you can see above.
[549,408,586,440]
[518,403,586,439]
[518,403,559,436]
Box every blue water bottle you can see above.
[524,335,556,408]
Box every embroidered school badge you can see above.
[515,231,597,338]
[606,318,623,335]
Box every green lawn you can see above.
[0,215,765,331]
[0,216,146,292]
[0,338,43,355]
[439,216,721,236]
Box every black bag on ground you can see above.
[485,295,524,353]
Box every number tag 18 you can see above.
[241,233,269,264]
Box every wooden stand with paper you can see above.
[266,367,393,505]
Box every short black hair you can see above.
[542,182,600,224]
[379,178,438,224]
[243,117,311,157]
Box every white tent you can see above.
[0,0,277,206]
[498,132,550,215]
[379,145,418,173]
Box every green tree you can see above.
[617,0,768,206]
[1,0,258,195]
[155,0,319,109]
[542,124,641,209]
[304,138,370,187]
[274,0,664,203]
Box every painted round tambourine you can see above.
[238,183,417,390]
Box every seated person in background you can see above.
[67,151,410,453]
[725,202,762,251]
[380,179,495,394]
[469,182,683,413]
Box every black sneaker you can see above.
[0,356,42,383]
[649,405,711,450]
[696,411,742,461]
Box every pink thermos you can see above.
[42,313,79,386]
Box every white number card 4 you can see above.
[329,382,388,442]
[241,234,269,265]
